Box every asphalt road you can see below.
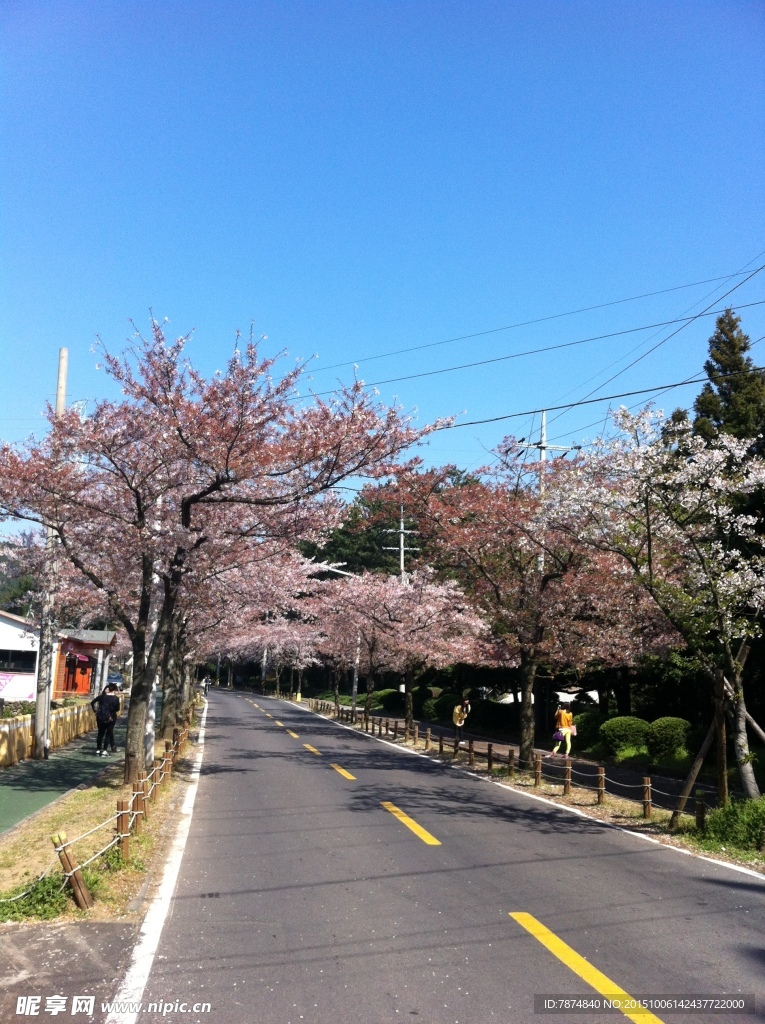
[134,690,765,1024]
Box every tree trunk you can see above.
[289,666,295,698]
[124,635,148,783]
[404,665,414,733]
[731,676,761,800]
[274,664,282,696]
[364,671,375,723]
[332,665,340,715]
[519,648,537,770]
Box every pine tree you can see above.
[693,309,765,447]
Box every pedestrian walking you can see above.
[452,697,470,744]
[91,683,121,756]
[547,702,574,757]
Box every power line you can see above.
[308,264,765,375]
[442,364,765,430]
[541,264,765,426]
[308,298,765,398]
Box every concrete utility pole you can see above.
[35,348,68,758]
[383,505,419,581]
[516,411,577,572]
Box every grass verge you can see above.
[0,742,192,922]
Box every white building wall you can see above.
[0,614,40,702]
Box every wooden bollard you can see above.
[564,758,572,796]
[643,777,652,819]
[153,759,162,795]
[453,735,459,757]
[508,748,515,779]
[378,718,383,736]
[534,754,542,787]
[140,774,150,819]
[438,733,444,756]
[385,718,390,736]
[132,781,144,834]
[425,728,431,752]
[695,790,706,830]
[404,723,410,743]
[487,743,493,772]
[414,724,419,747]
[117,799,130,860]
[51,832,93,909]
[164,742,173,779]
[172,728,181,762]
[393,720,398,740]
[597,766,605,804]
[469,739,475,767]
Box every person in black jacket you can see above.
[91,683,121,756]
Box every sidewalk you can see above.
[0,718,127,835]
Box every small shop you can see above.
[54,629,116,698]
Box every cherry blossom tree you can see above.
[0,322,440,780]
[558,409,765,799]
[388,456,674,768]
[320,569,487,728]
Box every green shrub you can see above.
[646,717,691,763]
[377,688,405,712]
[421,697,438,721]
[412,685,434,717]
[702,796,765,850]
[573,710,607,749]
[433,692,461,722]
[599,716,650,755]
[468,700,519,735]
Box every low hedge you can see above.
[646,717,691,763]
[599,716,650,755]
[572,709,607,750]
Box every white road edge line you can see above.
[105,699,209,1024]
[268,696,765,884]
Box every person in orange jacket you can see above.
[548,703,573,757]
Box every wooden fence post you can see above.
[564,758,572,796]
[413,724,419,747]
[117,799,130,860]
[695,790,706,830]
[132,781,144,834]
[487,743,493,772]
[384,718,389,735]
[425,728,431,752]
[153,759,162,796]
[404,723,410,743]
[643,777,652,819]
[453,736,459,757]
[468,739,475,767]
[508,748,515,779]
[51,832,92,909]
[140,774,150,819]
[534,754,542,787]
[164,742,173,779]
[597,767,606,805]
[438,733,444,756]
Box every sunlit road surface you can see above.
[133,690,764,1024]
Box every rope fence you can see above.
[40,722,192,911]
[287,695,713,825]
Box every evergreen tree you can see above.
[693,309,765,447]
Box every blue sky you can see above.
[1,0,763,477]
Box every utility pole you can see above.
[383,505,419,581]
[35,348,68,759]
[516,411,578,572]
